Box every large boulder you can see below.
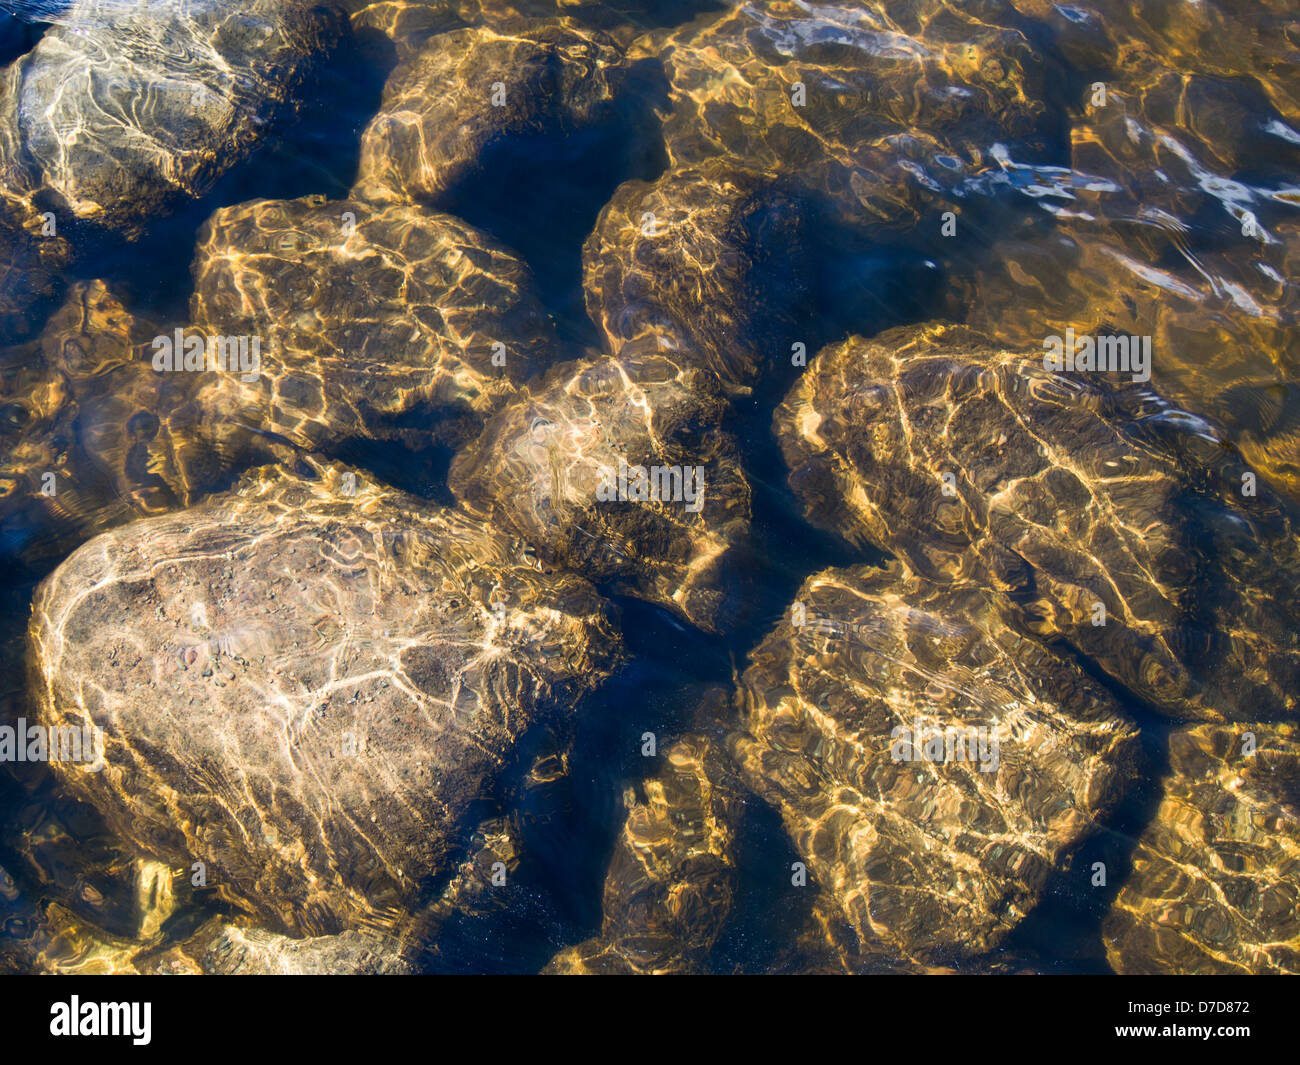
[732,562,1139,965]
[27,461,621,938]
[775,324,1300,721]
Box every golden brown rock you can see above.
[6,0,342,239]
[948,67,1300,498]
[776,324,1300,721]
[28,461,621,938]
[190,195,554,451]
[545,732,741,973]
[657,0,1064,235]
[354,23,641,207]
[1105,723,1300,974]
[582,161,813,391]
[0,280,283,566]
[733,562,1139,965]
[449,347,750,630]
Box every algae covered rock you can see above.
[28,461,621,938]
[775,324,1300,721]
[1104,723,1300,975]
[449,347,750,630]
[190,195,554,450]
[732,562,1139,965]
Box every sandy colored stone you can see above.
[28,461,621,937]
[450,347,750,630]
[8,0,341,238]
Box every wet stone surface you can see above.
[450,346,750,631]
[545,731,741,974]
[354,22,654,209]
[0,281,228,567]
[583,160,813,392]
[776,323,1300,722]
[3,0,343,239]
[1104,723,1300,975]
[190,194,555,453]
[732,561,1139,965]
[28,462,621,938]
[656,0,1066,236]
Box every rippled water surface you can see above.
[1,0,1298,975]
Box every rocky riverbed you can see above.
[1,0,1297,974]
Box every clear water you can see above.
[1,0,1298,974]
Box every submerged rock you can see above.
[657,0,1064,235]
[776,324,1300,721]
[345,0,693,56]
[0,230,60,348]
[1105,724,1300,975]
[0,330,83,563]
[449,347,750,630]
[6,0,342,238]
[947,62,1300,499]
[733,562,1138,965]
[0,280,267,566]
[1007,0,1300,123]
[141,921,414,975]
[1,282,166,563]
[0,842,203,975]
[354,23,644,207]
[545,732,741,974]
[0,863,46,975]
[190,195,554,450]
[346,0,475,58]
[583,161,813,392]
[28,462,621,938]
